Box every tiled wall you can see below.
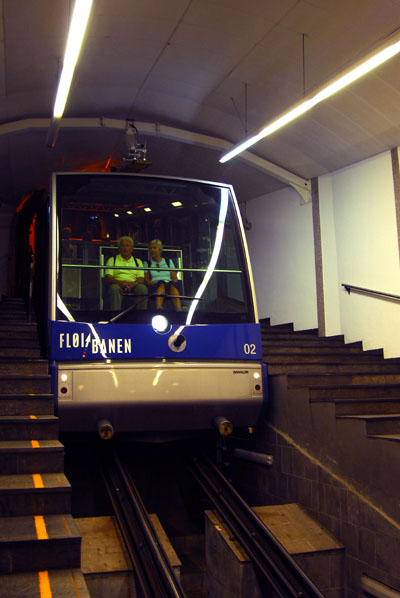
[232,424,400,598]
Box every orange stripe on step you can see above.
[31,440,40,448]
[71,571,82,598]
[62,514,72,536]
[33,474,44,488]
[34,515,48,540]
[29,415,37,419]
[38,570,53,598]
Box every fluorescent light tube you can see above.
[53,0,93,118]
[220,33,400,163]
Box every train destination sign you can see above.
[51,321,263,361]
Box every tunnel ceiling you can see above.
[0,0,400,206]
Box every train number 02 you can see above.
[243,343,256,354]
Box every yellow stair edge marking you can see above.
[33,473,44,488]
[38,570,53,598]
[31,440,40,448]
[71,570,82,598]
[34,515,48,540]
[62,514,72,536]
[29,415,38,419]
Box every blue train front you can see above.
[45,172,266,435]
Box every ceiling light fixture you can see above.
[219,31,400,163]
[171,201,183,207]
[47,0,93,148]
[53,0,93,118]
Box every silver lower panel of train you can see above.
[56,360,264,433]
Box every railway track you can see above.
[101,449,187,598]
[190,455,325,598]
[100,446,325,598]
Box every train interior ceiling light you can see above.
[220,29,400,163]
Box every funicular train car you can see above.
[43,172,265,437]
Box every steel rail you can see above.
[189,455,325,598]
[101,450,187,598]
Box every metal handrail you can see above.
[61,263,242,273]
[342,283,400,303]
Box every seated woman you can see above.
[145,239,182,311]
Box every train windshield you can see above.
[54,173,255,324]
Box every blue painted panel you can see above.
[50,321,262,361]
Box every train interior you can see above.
[56,174,254,325]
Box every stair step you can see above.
[0,375,50,394]
[0,304,26,312]
[264,352,385,363]
[0,473,71,516]
[0,359,48,375]
[260,322,295,332]
[0,440,64,474]
[0,394,54,416]
[334,398,400,415]
[0,321,37,330]
[0,312,30,320]
[0,513,81,574]
[0,330,38,340]
[287,372,400,388]
[337,413,400,435]
[367,433,400,442]
[263,345,367,355]
[0,568,90,598]
[268,362,400,375]
[0,338,40,348]
[261,332,344,342]
[310,384,400,400]
[0,415,58,440]
[0,347,41,358]
[262,338,358,348]
[261,329,318,338]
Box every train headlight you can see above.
[152,314,171,334]
[58,370,71,399]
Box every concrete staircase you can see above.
[262,318,400,444]
[0,298,89,598]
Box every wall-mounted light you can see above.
[220,31,400,163]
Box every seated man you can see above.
[105,236,148,310]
